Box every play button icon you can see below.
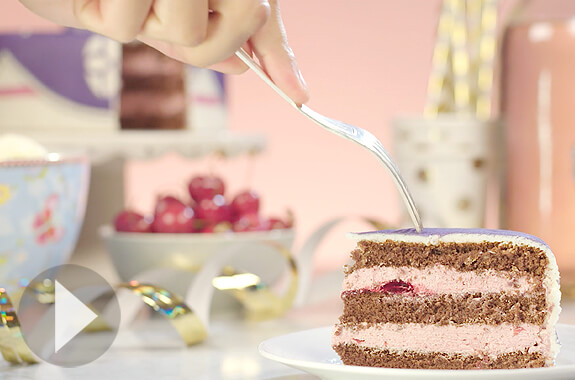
[54,280,98,353]
[18,264,121,367]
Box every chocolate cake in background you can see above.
[120,42,186,130]
[332,228,562,369]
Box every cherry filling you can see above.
[342,280,414,298]
[377,280,414,294]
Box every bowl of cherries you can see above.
[100,175,295,287]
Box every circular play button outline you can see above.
[18,264,121,367]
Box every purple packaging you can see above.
[0,29,121,131]
[0,28,228,133]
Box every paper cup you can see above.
[392,115,497,228]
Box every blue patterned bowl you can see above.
[0,155,90,293]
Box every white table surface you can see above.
[1,296,574,380]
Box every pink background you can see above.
[3,0,574,275]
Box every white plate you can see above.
[259,324,575,380]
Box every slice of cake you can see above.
[120,42,187,130]
[332,228,561,369]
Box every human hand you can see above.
[19,0,309,105]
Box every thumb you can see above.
[249,0,309,105]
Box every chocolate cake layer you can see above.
[333,344,547,369]
[120,115,185,130]
[348,240,548,276]
[339,291,547,325]
[121,75,185,91]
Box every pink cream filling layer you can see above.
[332,323,549,356]
[342,265,533,295]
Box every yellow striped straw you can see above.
[448,0,472,114]
[425,0,455,117]
[475,0,498,120]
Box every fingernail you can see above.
[295,65,308,91]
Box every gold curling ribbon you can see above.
[0,218,362,364]
[117,281,207,346]
[31,278,209,342]
[0,242,297,363]
[0,288,37,364]
[212,241,298,321]
[29,279,55,304]
[0,280,208,365]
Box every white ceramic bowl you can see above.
[100,225,296,295]
[0,155,90,292]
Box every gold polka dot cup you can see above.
[392,115,496,228]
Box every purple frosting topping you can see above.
[356,228,550,249]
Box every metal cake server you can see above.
[235,48,423,232]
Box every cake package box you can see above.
[0,29,227,133]
[0,29,121,131]
[186,66,227,133]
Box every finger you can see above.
[73,0,153,42]
[142,0,270,68]
[192,0,270,65]
[141,0,209,46]
[139,37,252,74]
[19,0,82,28]
[250,0,309,105]
[207,43,253,74]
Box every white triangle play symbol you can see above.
[54,280,98,353]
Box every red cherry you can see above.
[231,190,260,217]
[151,195,196,233]
[114,210,152,233]
[378,280,414,294]
[343,280,415,298]
[232,213,270,232]
[195,194,233,224]
[188,175,225,202]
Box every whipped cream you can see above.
[0,134,48,161]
